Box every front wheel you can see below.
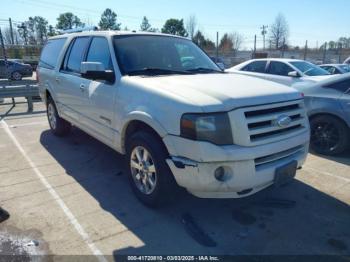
[310,115,349,155]
[47,98,71,136]
[126,131,176,207]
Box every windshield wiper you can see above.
[127,68,191,76]
[186,67,224,74]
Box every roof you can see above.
[250,58,306,63]
[320,64,348,66]
[49,30,189,41]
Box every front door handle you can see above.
[80,84,85,92]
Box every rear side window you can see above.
[267,61,294,76]
[39,38,66,69]
[86,37,113,70]
[65,37,90,73]
[324,80,350,93]
[241,61,267,73]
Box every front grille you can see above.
[243,100,307,145]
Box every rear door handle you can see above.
[80,84,85,92]
[55,77,60,83]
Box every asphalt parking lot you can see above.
[0,99,349,259]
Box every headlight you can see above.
[180,113,233,145]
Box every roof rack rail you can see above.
[58,26,98,34]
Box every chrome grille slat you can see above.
[249,117,305,135]
[246,108,304,124]
[255,145,304,166]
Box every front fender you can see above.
[119,111,168,153]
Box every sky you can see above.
[0,0,349,49]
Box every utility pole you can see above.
[9,18,14,45]
[281,38,286,58]
[322,42,327,63]
[338,42,342,63]
[252,34,257,58]
[303,40,308,60]
[216,32,219,62]
[261,25,268,51]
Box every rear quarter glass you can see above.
[39,38,67,70]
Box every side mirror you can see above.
[216,62,225,71]
[288,71,300,78]
[81,62,115,82]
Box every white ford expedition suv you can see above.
[38,31,310,206]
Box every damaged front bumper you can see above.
[163,130,309,198]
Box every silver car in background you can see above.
[293,74,350,155]
[227,59,332,86]
[320,64,350,75]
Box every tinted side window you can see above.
[324,80,350,93]
[66,37,90,73]
[86,37,112,70]
[242,61,267,73]
[39,38,66,69]
[267,61,294,76]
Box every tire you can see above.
[126,131,176,207]
[11,71,22,81]
[310,115,349,155]
[47,97,71,137]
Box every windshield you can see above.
[339,65,350,73]
[290,61,330,76]
[113,35,221,76]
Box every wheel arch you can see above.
[120,112,169,155]
[309,112,350,129]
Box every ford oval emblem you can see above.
[276,115,292,128]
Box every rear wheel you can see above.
[310,115,349,155]
[11,71,22,81]
[126,131,176,207]
[47,97,71,136]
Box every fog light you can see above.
[214,167,225,182]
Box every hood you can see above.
[124,73,303,112]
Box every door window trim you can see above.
[84,36,115,85]
[60,36,92,76]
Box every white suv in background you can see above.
[38,31,310,207]
[228,58,333,86]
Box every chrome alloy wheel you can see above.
[48,103,57,130]
[130,146,157,195]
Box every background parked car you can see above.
[227,58,332,86]
[0,59,33,80]
[293,74,350,155]
[320,64,350,75]
[210,56,226,70]
[344,57,350,64]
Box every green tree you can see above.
[17,16,49,45]
[47,25,56,37]
[33,16,48,44]
[193,30,215,50]
[161,19,188,37]
[140,16,151,31]
[140,16,157,32]
[99,8,121,30]
[56,12,84,30]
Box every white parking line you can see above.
[304,165,350,183]
[0,121,48,129]
[0,119,107,261]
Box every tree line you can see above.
[2,9,347,54]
